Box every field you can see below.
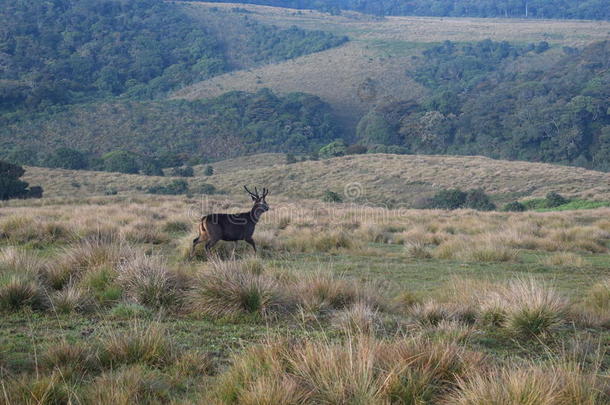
[1,172,610,403]
[174,2,610,130]
[22,153,610,205]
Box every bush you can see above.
[322,190,343,203]
[0,160,43,200]
[147,180,189,195]
[169,166,194,177]
[204,165,214,176]
[424,188,495,210]
[102,151,140,174]
[546,191,569,207]
[45,147,88,170]
[191,183,216,195]
[345,144,368,154]
[502,201,526,212]
[286,153,297,164]
[430,189,467,209]
[319,139,347,158]
[464,189,496,211]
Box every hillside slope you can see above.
[22,154,610,205]
[176,2,610,131]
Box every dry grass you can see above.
[449,361,608,405]
[21,153,610,204]
[210,335,483,404]
[177,2,609,130]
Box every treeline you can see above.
[0,0,347,113]
[198,0,610,20]
[0,89,340,168]
[356,40,610,171]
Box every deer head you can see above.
[244,186,269,214]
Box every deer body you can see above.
[191,186,269,257]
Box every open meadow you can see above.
[1,189,609,403]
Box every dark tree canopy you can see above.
[0,161,43,200]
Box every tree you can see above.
[464,189,496,211]
[319,140,347,158]
[102,151,140,174]
[0,160,43,200]
[286,153,297,164]
[45,147,88,170]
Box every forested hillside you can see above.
[0,0,347,112]
[0,89,339,165]
[356,40,610,171]
[199,0,610,20]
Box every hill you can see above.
[0,90,339,163]
[195,0,610,20]
[177,3,610,114]
[22,154,610,205]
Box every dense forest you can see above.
[356,40,610,171]
[0,89,339,167]
[199,0,610,20]
[0,0,347,112]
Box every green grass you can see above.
[536,200,610,212]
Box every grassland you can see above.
[22,153,610,205]
[0,192,609,403]
[174,2,610,130]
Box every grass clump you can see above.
[50,285,93,314]
[449,361,608,405]
[99,322,176,368]
[209,335,482,405]
[188,259,287,319]
[84,365,173,405]
[117,253,179,309]
[0,274,46,311]
[540,252,586,267]
[585,279,609,312]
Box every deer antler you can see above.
[244,185,259,199]
[262,188,269,198]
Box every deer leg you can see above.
[205,239,219,255]
[190,236,201,258]
[232,241,238,258]
[245,237,256,254]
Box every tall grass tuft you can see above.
[117,253,179,309]
[84,365,172,404]
[449,361,608,405]
[188,259,288,319]
[99,322,176,368]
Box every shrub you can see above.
[345,144,368,154]
[147,179,189,195]
[502,201,526,212]
[102,150,140,174]
[204,165,214,176]
[322,190,342,203]
[0,160,43,200]
[464,189,496,211]
[192,183,216,195]
[285,153,297,164]
[44,147,88,170]
[546,191,569,207]
[430,189,467,209]
[168,166,194,177]
[319,139,346,158]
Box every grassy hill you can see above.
[22,154,610,205]
[175,2,610,132]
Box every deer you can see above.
[190,186,269,258]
